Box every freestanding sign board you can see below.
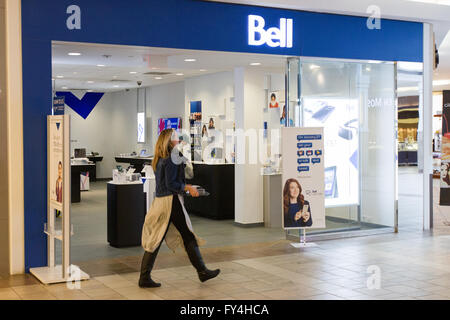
[30,115,89,284]
[440,90,450,205]
[282,127,325,236]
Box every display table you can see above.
[184,162,234,220]
[263,173,282,228]
[115,155,153,173]
[87,155,103,181]
[398,150,418,165]
[107,181,146,247]
[71,163,95,203]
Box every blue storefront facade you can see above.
[21,0,425,271]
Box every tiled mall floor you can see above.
[2,167,450,300]
[2,228,450,300]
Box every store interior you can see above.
[51,41,426,265]
[53,42,291,263]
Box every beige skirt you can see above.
[141,194,205,253]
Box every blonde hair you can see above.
[152,129,174,172]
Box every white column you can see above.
[5,0,25,274]
[423,23,433,230]
[234,67,264,225]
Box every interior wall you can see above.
[184,71,234,130]
[145,81,185,152]
[67,90,137,179]
[67,73,235,178]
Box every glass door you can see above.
[285,57,397,239]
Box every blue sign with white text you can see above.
[298,143,313,148]
[297,134,322,140]
[53,96,65,115]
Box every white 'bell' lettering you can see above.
[248,15,293,48]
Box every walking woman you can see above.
[139,129,220,288]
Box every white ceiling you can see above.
[52,42,287,92]
[52,42,422,93]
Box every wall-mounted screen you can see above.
[137,112,145,143]
[158,117,182,134]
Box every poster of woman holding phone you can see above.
[283,178,312,228]
[55,161,63,203]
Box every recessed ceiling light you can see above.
[87,81,94,84]
[68,52,81,56]
[113,85,119,88]
[176,73,184,76]
[184,58,196,62]
[56,75,64,78]
[129,71,137,74]
[309,64,320,70]
[113,75,118,78]
[97,64,105,67]
[154,77,163,80]
[199,69,207,72]
[62,86,68,90]
[250,62,261,66]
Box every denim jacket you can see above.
[155,155,186,197]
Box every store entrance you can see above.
[51,41,289,266]
[283,58,426,240]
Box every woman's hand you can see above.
[185,184,199,197]
[294,211,302,221]
[302,210,310,222]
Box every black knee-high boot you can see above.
[138,250,161,288]
[185,240,220,282]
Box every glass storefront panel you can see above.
[287,58,397,239]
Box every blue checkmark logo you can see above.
[55,91,104,119]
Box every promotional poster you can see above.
[49,116,64,210]
[440,90,450,205]
[302,98,359,207]
[53,96,65,115]
[282,127,325,229]
[269,92,280,109]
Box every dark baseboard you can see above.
[95,178,112,182]
[325,215,388,229]
[233,222,264,228]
